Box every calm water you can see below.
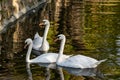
[0,0,120,80]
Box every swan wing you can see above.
[58,55,98,68]
[33,32,49,51]
[32,37,42,50]
[34,32,40,39]
[33,33,42,50]
[58,55,86,68]
[31,53,70,63]
[31,53,58,63]
[39,53,70,63]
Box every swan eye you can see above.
[59,37,62,40]
[57,36,60,39]
[57,36,59,38]
[25,41,27,44]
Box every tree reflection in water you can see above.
[26,63,64,80]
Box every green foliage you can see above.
[47,21,58,52]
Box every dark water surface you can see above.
[0,0,120,80]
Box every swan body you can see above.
[30,53,69,63]
[25,38,70,63]
[56,34,106,68]
[32,32,49,51]
[32,19,50,52]
[57,55,106,68]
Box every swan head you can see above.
[43,19,50,25]
[56,34,66,41]
[39,19,50,26]
[24,38,32,48]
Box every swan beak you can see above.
[54,38,59,42]
[39,22,45,28]
[39,22,45,26]
[24,44,28,49]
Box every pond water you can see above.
[0,0,120,80]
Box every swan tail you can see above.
[95,59,107,65]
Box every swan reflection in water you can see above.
[26,63,33,80]
[26,62,104,80]
[26,63,64,80]
[62,67,105,79]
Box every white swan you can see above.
[32,19,50,52]
[25,38,70,63]
[56,34,107,68]
[32,32,43,50]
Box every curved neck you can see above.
[42,24,50,45]
[26,42,33,62]
[57,37,66,63]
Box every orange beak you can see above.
[24,44,28,49]
[54,38,59,42]
[39,22,45,26]
[39,22,45,28]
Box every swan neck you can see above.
[57,37,66,63]
[59,39,65,54]
[26,42,33,62]
[42,24,50,45]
